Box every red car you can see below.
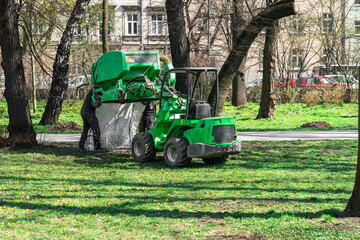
[297,76,343,88]
[276,78,296,87]
[255,78,296,88]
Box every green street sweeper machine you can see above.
[90,50,240,167]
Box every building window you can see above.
[322,13,334,33]
[355,20,360,35]
[291,48,304,69]
[151,14,163,35]
[290,14,304,33]
[0,68,4,87]
[70,55,81,76]
[74,25,83,37]
[35,24,45,34]
[356,0,360,5]
[127,13,138,35]
[322,49,335,65]
[195,12,208,33]
[98,20,112,42]
[258,49,263,70]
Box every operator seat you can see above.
[189,101,212,119]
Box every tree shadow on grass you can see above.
[237,141,357,172]
[0,198,344,221]
[2,142,137,165]
[1,142,229,169]
[2,140,356,172]
[1,140,357,177]
[0,171,352,199]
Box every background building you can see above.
[1,0,359,92]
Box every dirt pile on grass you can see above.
[49,122,82,131]
[300,121,331,129]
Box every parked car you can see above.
[68,75,89,88]
[246,78,262,89]
[297,76,344,88]
[0,75,5,88]
[252,78,296,88]
[350,78,359,89]
[327,75,359,89]
[275,78,296,87]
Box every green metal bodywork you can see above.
[91,51,175,103]
[150,100,238,151]
[90,50,240,158]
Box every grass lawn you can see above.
[222,102,358,132]
[0,100,83,134]
[0,100,358,133]
[0,140,359,239]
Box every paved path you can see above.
[237,130,357,141]
[37,130,358,143]
[37,134,81,143]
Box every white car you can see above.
[68,75,89,88]
[0,75,5,88]
[325,75,358,89]
[246,79,262,89]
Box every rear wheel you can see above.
[202,156,228,165]
[131,132,156,162]
[164,137,191,167]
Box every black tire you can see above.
[202,156,228,165]
[164,137,191,167]
[131,132,156,162]
[91,95,102,108]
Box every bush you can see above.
[246,86,262,102]
[303,90,321,107]
[246,85,358,104]
[276,86,300,103]
[323,88,344,106]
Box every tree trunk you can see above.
[208,0,298,116]
[39,0,91,125]
[344,88,351,104]
[343,81,360,216]
[165,0,190,94]
[102,0,109,53]
[231,0,248,108]
[232,63,248,108]
[256,20,278,119]
[0,0,37,144]
[31,55,37,113]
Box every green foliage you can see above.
[0,140,358,239]
[0,100,83,134]
[277,86,300,103]
[247,87,358,104]
[323,88,345,106]
[302,90,322,107]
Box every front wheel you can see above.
[164,137,191,167]
[131,132,156,162]
[202,156,228,165]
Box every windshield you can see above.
[322,77,336,85]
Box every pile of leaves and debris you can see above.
[49,122,82,131]
[300,121,331,129]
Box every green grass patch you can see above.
[0,100,83,134]
[0,100,358,133]
[223,102,358,131]
[0,140,359,239]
